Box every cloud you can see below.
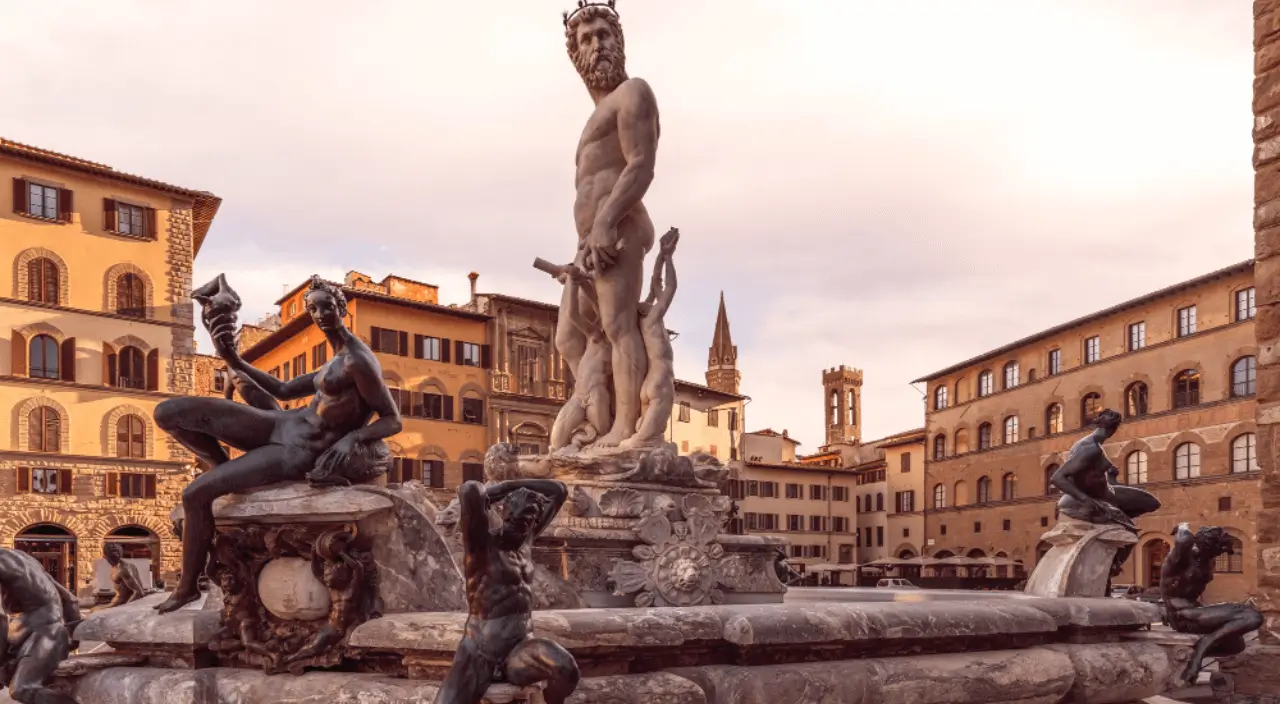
[0,0,1253,447]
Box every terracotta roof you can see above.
[863,428,926,448]
[476,292,560,312]
[747,428,802,444]
[911,260,1254,384]
[675,378,747,402]
[0,138,221,256]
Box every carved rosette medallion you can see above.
[607,494,730,607]
[205,522,379,674]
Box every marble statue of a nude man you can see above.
[562,3,660,447]
[549,264,612,451]
[623,227,678,448]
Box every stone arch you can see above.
[103,263,155,317]
[892,542,917,558]
[419,444,450,461]
[85,511,172,543]
[459,449,485,463]
[13,247,70,305]
[511,421,549,437]
[416,376,449,394]
[102,404,155,459]
[0,510,93,549]
[381,370,407,388]
[15,322,68,346]
[458,382,486,399]
[1137,533,1173,588]
[13,396,71,452]
[110,334,153,354]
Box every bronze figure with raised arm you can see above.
[151,275,402,614]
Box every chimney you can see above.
[782,429,789,439]
[468,272,479,304]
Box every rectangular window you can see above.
[903,527,910,538]
[761,482,778,498]
[864,527,872,546]
[112,472,157,499]
[785,483,801,499]
[418,336,442,362]
[460,342,482,367]
[292,353,306,379]
[895,491,915,513]
[728,409,739,431]
[1236,288,1256,322]
[371,327,406,355]
[29,468,67,495]
[707,409,719,427]
[876,526,884,546]
[809,484,826,501]
[213,368,228,393]
[940,524,947,536]
[282,362,291,380]
[747,481,759,497]
[900,453,911,473]
[678,402,691,423]
[462,462,484,483]
[789,544,803,558]
[1041,516,1049,527]
[117,202,146,237]
[1048,349,1061,375]
[973,521,982,533]
[787,515,802,531]
[763,514,778,531]
[1178,306,1197,337]
[461,397,485,425]
[419,393,448,420]
[744,513,758,530]
[1218,496,1232,512]
[1127,322,1145,351]
[27,182,60,220]
[809,515,823,532]
[832,486,849,502]
[311,342,329,369]
[1003,519,1011,531]
[1084,336,1100,364]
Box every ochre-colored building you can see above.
[0,138,220,594]
[918,261,1259,602]
[240,271,493,490]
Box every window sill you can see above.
[106,229,156,242]
[15,212,69,225]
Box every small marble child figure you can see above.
[550,263,614,451]
[622,228,679,448]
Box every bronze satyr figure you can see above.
[1161,523,1263,685]
[0,548,81,704]
[152,275,402,614]
[103,544,145,608]
[432,479,578,704]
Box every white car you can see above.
[876,578,918,589]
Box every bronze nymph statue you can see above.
[433,479,578,704]
[0,548,82,704]
[103,543,146,608]
[152,275,403,614]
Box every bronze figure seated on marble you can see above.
[103,543,146,608]
[433,479,578,704]
[152,275,402,614]
[1160,523,1263,685]
[0,548,82,704]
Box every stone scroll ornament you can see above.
[1159,523,1264,685]
[204,523,379,675]
[608,494,732,607]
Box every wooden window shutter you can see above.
[430,460,445,488]
[370,327,382,352]
[398,330,409,357]
[146,349,160,391]
[12,178,27,214]
[58,188,73,222]
[104,342,118,386]
[16,467,30,493]
[60,337,76,382]
[144,207,157,239]
[145,474,157,499]
[106,472,119,496]
[440,339,451,363]
[388,458,402,484]
[454,340,464,365]
[58,468,72,495]
[103,198,118,232]
[11,329,27,375]
[414,334,424,359]
[442,395,454,422]
[481,344,492,369]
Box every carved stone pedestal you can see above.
[1024,518,1137,598]
[1216,643,1280,703]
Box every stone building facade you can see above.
[0,138,219,593]
[918,261,1259,602]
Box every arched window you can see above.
[1232,357,1257,398]
[1045,404,1063,434]
[933,483,947,509]
[976,476,992,503]
[977,370,994,397]
[977,423,992,450]
[829,390,838,425]
[116,415,146,459]
[954,428,970,454]
[1027,368,1038,382]
[28,335,59,380]
[1232,433,1258,474]
[117,273,145,318]
[1001,472,1017,500]
[955,378,965,403]
[1126,451,1148,484]
[118,346,145,389]
[27,257,59,304]
[1125,382,1148,418]
[954,480,968,505]
[934,386,948,411]
[933,434,947,460]
[1003,361,1019,390]
[1081,393,1102,426]
[28,407,60,453]
[875,493,884,512]
[1044,464,1060,495]
[1213,535,1245,573]
[1173,370,1201,409]
[847,390,857,425]
[1174,443,1201,480]
[1003,416,1019,444]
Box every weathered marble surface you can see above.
[353,486,465,613]
[1025,519,1138,598]
[1046,643,1180,704]
[75,592,220,646]
[211,481,394,523]
[1020,596,1161,629]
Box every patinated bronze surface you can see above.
[1160,523,1263,685]
[103,544,145,608]
[1049,409,1160,584]
[0,548,81,704]
[433,479,577,704]
[153,275,402,614]
[205,523,378,674]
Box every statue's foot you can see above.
[1180,661,1202,687]
[593,430,630,448]
[154,589,200,614]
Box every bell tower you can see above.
[706,292,740,395]
[823,365,862,446]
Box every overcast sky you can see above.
[2,1,1253,449]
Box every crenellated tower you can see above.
[706,291,741,395]
[823,365,863,446]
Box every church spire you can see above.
[706,291,741,395]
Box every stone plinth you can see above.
[1024,518,1137,598]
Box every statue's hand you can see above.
[585,224,619,270]
[316,434,358,475]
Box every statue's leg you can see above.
[431,638,493,704]
[1177,604,1265,684]
[156,444,305,614]
[505,637,580,704]
[593,230,649,447]
[8,629,75,704]
[626,370,672,447]
[154,397,276,468]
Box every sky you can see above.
[1,1,1254,449]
